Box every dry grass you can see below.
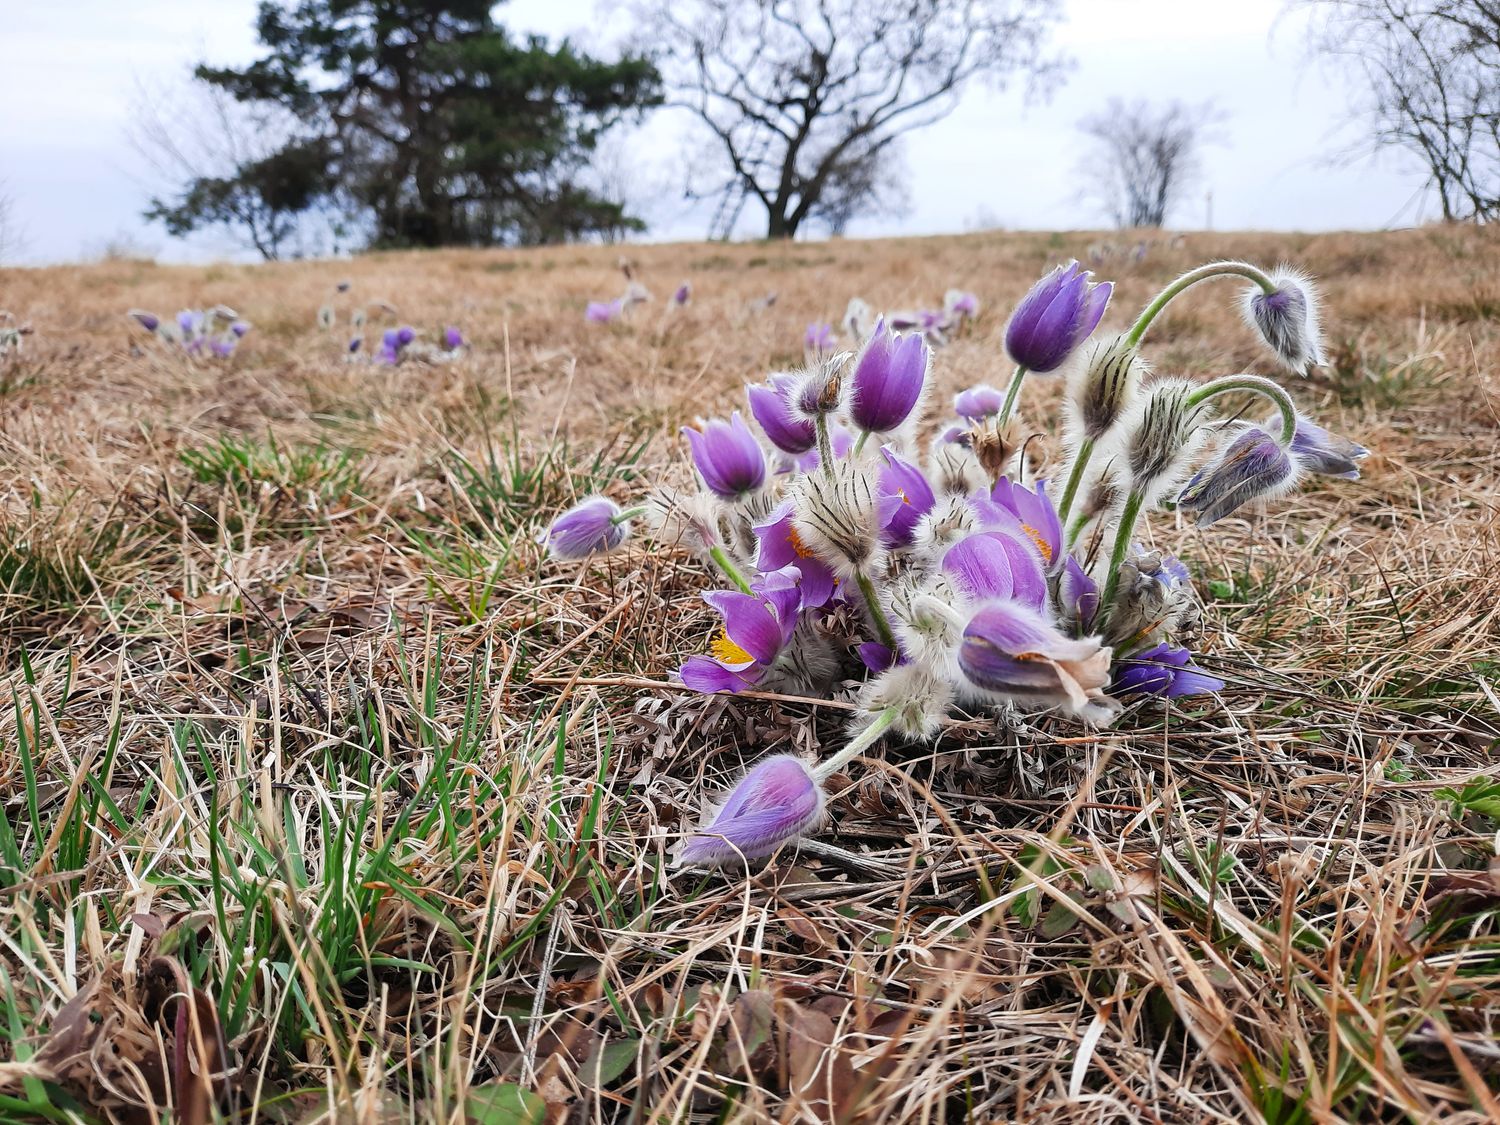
[0,225,1497,1123]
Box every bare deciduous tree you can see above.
[1302,0,1499,222]
[636,0,1063,240]
[1078,99,1224,230]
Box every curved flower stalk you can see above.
[542,253,1368,873]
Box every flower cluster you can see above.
[807,289,978,357]
[130,307,250,359]
[544,257,1366,867]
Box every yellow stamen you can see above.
[1021,523,1053,563]
[710,629,753,665]
[787,525,815,559]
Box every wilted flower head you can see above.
[953,384,1006,422]
[675,753,824,867]
[541,496,629,559]
[849,319,929,435]
[1070,334,1145,442]
[1005,260,1112,373]
[1177,426,1299,526]
[956,601,1118,724]
[1289,416,1367,479]
[1114,643,1224,698]
[683,412,767,498]
[1244,267,1323,374]
[747,373,817,455]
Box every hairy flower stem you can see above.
[709,546,754,595]
[813,706,899,783]
[855,572,898,654]
[611,505,647,525]
[1184,374,1298,445]
[815,414,837,480]
[1125,261,1278,349]
[1054,436,1096,529]
[1094,488,1147,633]
[995,363,1028,426]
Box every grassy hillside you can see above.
[0,226,1497,1122]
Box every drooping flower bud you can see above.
[1177,426,1300,526]
[1243,268,1323,374]
[1288,416,1367,479]
[128,309,160,333]
[674,754,825,867]
[541,496,629,559]
[683,412,767,499]
[1005,261,1113,373]
[849,319,929,435]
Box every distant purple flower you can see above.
[128,310,159,333]
[395,325,416,347]
[954,384,1005,421]
[946,290,979,319]
[673,282,691,306]
[877,447,936,548]
[849,319,929,434]
[209,339,235,359]
[675,753,824,867]
[1177,427,1297,525]
[230,321,251,338]
[941,532,1048,608]
[1113,643,1224,698]
[1290,416,1366,480]
[177,310,203,338]
[683,412,767,498]
[753,502,836,608]
[1005,260,1112,373]
[747,373,817,455]
[804,322,835,352]
[678,572,801,694]
[586,299,622,324]
[938,424,972,446]
[541,496,628,559]
[348,336,363,354]
[443,326,464,350]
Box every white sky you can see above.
[0,0,1437,264]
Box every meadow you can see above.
[0,225,1497,1123]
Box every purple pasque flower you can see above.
[177,309,204,339]
[941,532,1048,608]
[678,571,801,694]
[209,339,236,359]
[988,477,1063,570]
[129,310,159,333]
[954,384,1006,421]
[541,496,628,559]
[1289,416,1367,479]
[1005,260,1112,373]
[753,501,837,609]
[675,753,824,867]
[747,373,817,455]
[443,326,465,349]
[848,319,929,435]
[683,412,767,498]
[876,447,936,548]
[348,336,363,354]
[945,289,979,319]
[804,322,835,352]
[1113,643,1224,698]
[858,642,895,674]
[673,282,691,306]
[230,320,251,339]
[586,299,622,324]
[1177,426,1298,526]
[956,600,1117,723]
[395,325,417,347]
[938,423,973,446]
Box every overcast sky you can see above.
[0,0,1437,265]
